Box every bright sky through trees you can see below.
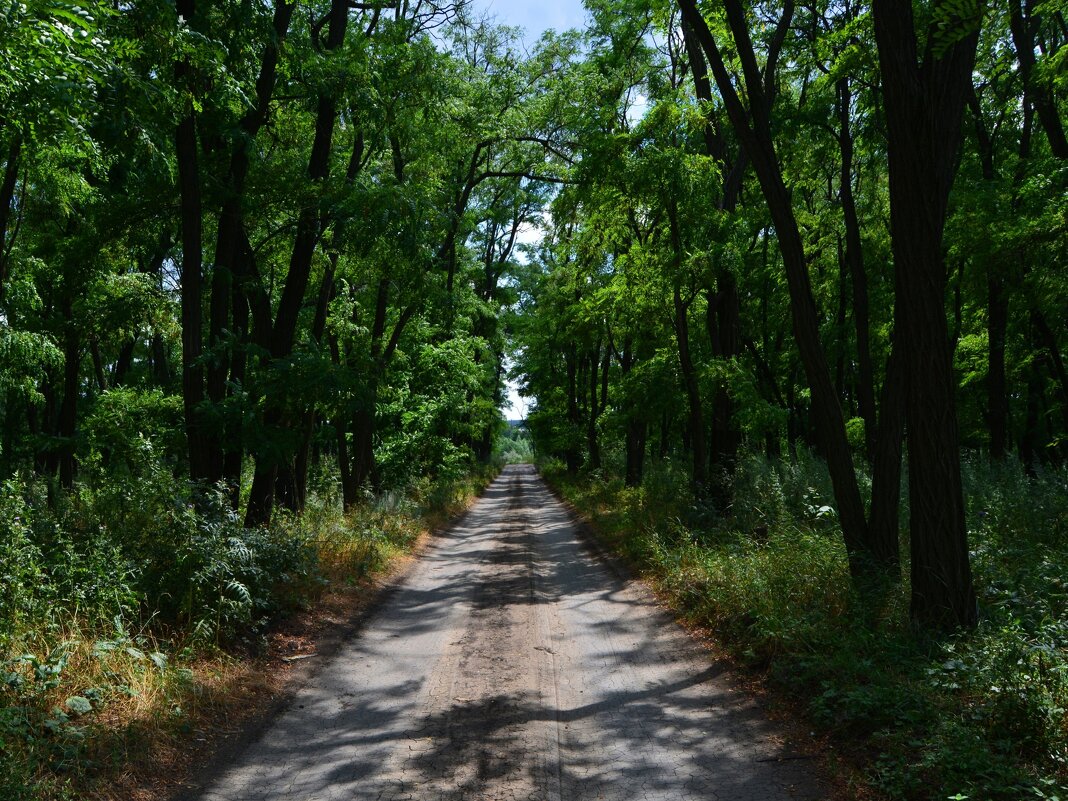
[472,0,588,47]
[472,3,583,420]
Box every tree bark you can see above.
[707,273,741,508]
[867,341,905,573]
[223,274,250,507]
[618,337,646,486]
[1033,311,1068,435]
[674,282,707,493]
[837,78,878,462]
[1009,0,1068,158]
[0,137,20,297]
[245,0,348,526]
[968,87,1010,459]
[586,343,603,470]
[58,292,79,490]
[1020,344,1045,469]
[564,345,582,474]
[174,0,208,482]
[678,0,872,576]
[683,15,742,507]
[626,419,647,487]
[872,0,979,628]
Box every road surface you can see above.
[194,465,822,801]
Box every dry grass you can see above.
[1,472,493,801]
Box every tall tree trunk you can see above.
[708,273,741,508]
[38,376,57,477]
[1009,0,1068,158]
[351,401,376,490]
[0,137,20,297]
[89,340,108,392]
[658,412,670,460]
[1,389,20,478]
[968,87,1010,459]
[330,330,359,509]
[175,0,208,482]
[674,283,707,493]
[1033,311,1068,436]
[679,0,872,578]
[586,344,602,471]
[684,15,743,507]
[867,342,905,573]
[151,333,170,387]
[1020,346,1045,469]
[837,77,878,462]
[625,420,647,487]
[619,338,646,486]
[113,338,135,386]
[668,200,708,494]
[564,346,582,474]
[58,293,78,490]
[215,4,294,495]
[987,277,1010,458]
[245,0,348,526]
[336,416,357,510]
[872,0,979,629]
[223,278,250,507]
[834,235,848,399]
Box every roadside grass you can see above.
[543,452,1068,801]
[0,465,495,800]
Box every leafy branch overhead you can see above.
[0,0,1065,797]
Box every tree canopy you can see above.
[0,0,1065,633]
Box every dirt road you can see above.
[194,465,822,800]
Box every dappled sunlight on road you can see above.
[192,466,822,801]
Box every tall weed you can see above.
[0,452,493,799]
[546,450,1068,800]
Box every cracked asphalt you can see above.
[194,464,823,801]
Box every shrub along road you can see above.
[189,465,823,800]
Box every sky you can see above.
[470,0,588,48]
[468,2,588,420]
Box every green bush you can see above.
[548,449,1068,801]
[154,502,318,646]
[0,481,45,646]
[1,477,138,640]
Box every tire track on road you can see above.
[192,465,823,801]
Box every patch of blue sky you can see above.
[468,0,588,48]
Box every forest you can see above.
[0,0,1065,798]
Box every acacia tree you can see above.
[677,0,900,581]
[871,0,982,627]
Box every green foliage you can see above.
[0,482,46,647]
[0,0,112,142]
[0,458,490,798]
[0,480,138,644]
[494,425,534,464]
[548,452,1068,800]
[0,0,1064,793]
[150,499,318,647]
[82,387,184,473]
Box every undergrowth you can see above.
[544,451,1068,801]
[0,462,494,800]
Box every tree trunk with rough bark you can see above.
[245,0,348,526]
[175,12,208,482]
[872,0,979,629]
[678,0,872,579]
[837,78,878,462]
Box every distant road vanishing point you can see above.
[191,465,823,801]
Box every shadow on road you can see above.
[193,466,820,801]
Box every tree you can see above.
[871,0,981,628]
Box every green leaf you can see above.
[125,646,146,661]
[64,695,93,715]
